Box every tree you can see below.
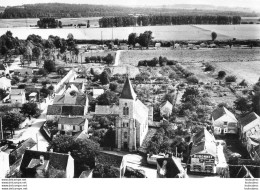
[252,92,260,115]
[128,33,137,47]
[49,135,100,175]
[100,71,110,85]
[163,93,175,104]
[109,82,118,91]
[218,71,226,79]
[225,75,237,83]
[85,56,90,63]
[138,31,153,49]
[169,71,177,79]
[0,89,7,100]
[56,67,66,77]
[93,164,119,178]
[211,32,217,41]
[187,76,199,84]
[103,54,114,65]
[20,102,41,119]
[234,97,251,114]
[204,64,215,72]
[96,91,118,105]
[32,76,38,83]
[32,47,41,65]
[181,87,200,105]
[44,60,56,73]
[2,112,24,135]
[38,68,48,76]
[87,20,90,28]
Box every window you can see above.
[61,125,64,130]
[123,103,129,116]
[73,126,76,130]
[80,126,83,131]
[126,123,129,128]
[205,166,213,173]
[223,122,228,125]
[124,132,127,139]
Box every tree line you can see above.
[0,3,256,19]
[99,15,241,27]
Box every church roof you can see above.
[120,78,137,100]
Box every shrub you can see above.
[32,76,38,83]
[85,56,90,63]
[38,68,48,76]
[109,82,118,91]
[44,60,56,73]
[187,76,199,84]
[239,79,248,87]
[218,71,226,78]
[169,71,177,79]
[204,64,215,72]
[225,75,237,83]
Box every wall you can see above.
[0,152,10,178]
[66,155,74,178]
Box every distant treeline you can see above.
[99,15,241,27]
[0,3,257,19]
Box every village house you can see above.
[57,117,88,136]
[211,107,238,135]
[0,138,36,178]
[10,88,26,104]
[190,128,217,174]
[0,77,11,91]
[93,88,104,98]
[157,154,186,178]
[13,68,33,76]
[160,101,173,118]
[19,149,74,178]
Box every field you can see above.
[119,49,260,66]
[0,17,100,28]
[0,24,260,40]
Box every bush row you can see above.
[138,56,177,67]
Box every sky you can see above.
[1,0,260,11]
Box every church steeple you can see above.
[120,77,137,100]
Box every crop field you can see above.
[118,49,260,66]
[0,17,100,28]
[0,24,259,40]
[194,24,260,40]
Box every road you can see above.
[113,50,123,66]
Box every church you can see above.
[115,78,149,152]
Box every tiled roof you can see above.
[69,82,83,90]
[120,78,137,100]
[192,128,215,145]
[240,112,260,127]
[157,157,183,178]
[61,106,85,116]
[9,138,36,163]
[212,107,226,120]
[96,152,123,169]
[95,105,119,115]
[47,105,62,115]
[73,131,89,141]
[58,117,86,126]
[20,150,70,175]
[53,94,86,106]
[160,101,173,110]
[10,89,25,95]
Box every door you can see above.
[221,128,224,135]
[123,142,128,149]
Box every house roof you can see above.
[9,138,36,165]
[58,117,86,126]
[73,131,89,141]
[157,157,183,178]
[53,94,87,106]
[96,152,123,169]
[47,105,62,115]
[10,89,25,95]
[191,128,216,156]
[160,101,173,110]
[69,82,83,90]
[61,106,85,116]
[240,112,260,127]
[20,150,71,175]
[120,78,137,100]
[95,105,119,115]
[0,64,6,70]
[212,107,237,121]
[79,170,93,178]
[0,77,11,86]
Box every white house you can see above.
[160,101,173,118]
[240,112,260,142]
[212,107,238,135]
[58,117,88,136]
[10,89,26,104]
[0,77,11,91]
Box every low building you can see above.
[29,92,37,102]
[0,77,11,91]
[20,150,74,178]
[10,89,26,105]
[58,117,88,136]
[212,107,238,135]
[190,129,217,174]
[93,88,104,98]
[160,101,173,118]
[13,68,33,76]
[157,155,186,178]
[0,138,36,178]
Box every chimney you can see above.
[39,155,44,165]
[68,151,71,155]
